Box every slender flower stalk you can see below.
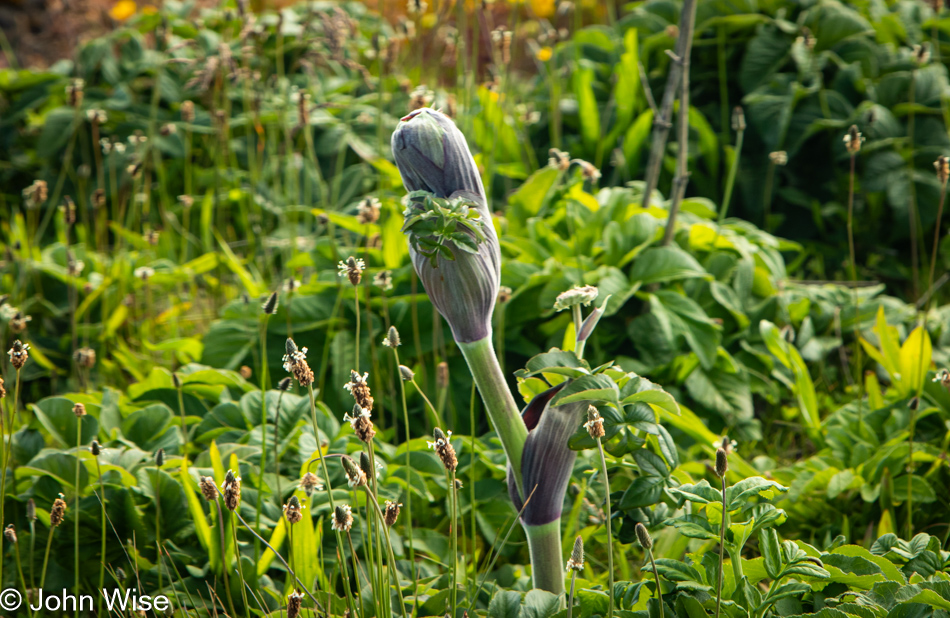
[362,447,386,617]
[154,448,165,590]
[407,373,446,429]
[173,373,187,454]
[27,498,35,589]
[637,523,664,618]
[2,341,29,588]
[715,448,728,618]
[450,470,458,616]
[305,383,357,618]
[40,495,66,588]
[909,61,922,301]
[257,292,278,557]
[5,526,31,618]
[339,257,366,371]
[361,487,408,617]
[907,396,921,538]
[586,406,613,618]
[345,530,369,618]
[385,327,419,613]
[74,403,86,613]
[223,470,251,617]
[354,458,381,618]
[566,536,584,618]
[430,428,459,615]
[201,476,239,618]
[718,107,745,226]
[92,443,106,615]
[275,377,293,506]
[844,125,866,420]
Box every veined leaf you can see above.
[898,326,932,397]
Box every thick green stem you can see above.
[456,337,527,495]
[523,521,565,596]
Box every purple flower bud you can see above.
[392,108,500,343]
[392,108,487,206]
[507,383,585,526]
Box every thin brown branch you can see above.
[638,59,659,116]
[641,0,697,209]
[661,0,699,245]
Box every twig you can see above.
[661,0,699,245]
[641,0,698,208]
[917,272,950,309]
[637,60,659,116]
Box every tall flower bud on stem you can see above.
[394,108,578,593]
[392,109,529,483]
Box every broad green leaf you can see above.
[620,388,680,416]
[623,109,655,174]
[32,398,100,447]
[669,480,722,505]
[573,66,601,156]
[381,202,409,269]
[760,320,820,435]
[552,374,619,406]
[179,462,213,559]
[629,246,709,285]
[760,528,782,579]
[895,587,950,611]
[523,590,561,618]
[726,476,787,510]
[668,515,719,540]
[488,590,522,618]
[215,229,261,297]
[618,476,666,510]
[898,326,932,397]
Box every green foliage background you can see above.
[0,0,949,616]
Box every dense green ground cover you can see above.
[0,0,949,616]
